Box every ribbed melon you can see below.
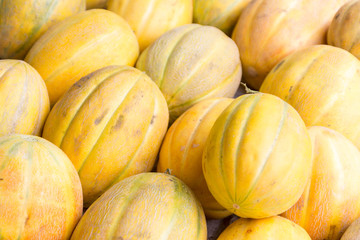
[136,24,242,123]
[0,0,85,59]
[232,0,352,89]
[260,44,360,150]
[328,0,360,60]
[42,65,169,207]
[107,0,193,51]
[282,126,360,240]
[202,93,312,218]
[218,216,311,240]
[157,97,233,219]
[193,0,251,35]
[71,172,207,240]
[25,9,139,106]
[0,134,83,240]
[0,60,49,136]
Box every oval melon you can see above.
[202,93,312,218]
[157,97,233,219]
[0,0,85,59]
[136,24,242,123]
[107,0,193,51]
[42,65,169,207]
[25,9,139,106]
[70,172,207,240]
[0,134,83,240]
[0,60,49,136]
[282,126,360,240]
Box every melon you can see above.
[0,60,49,136]
[0,0,85,59]
[0,134,83,239]
[217,216,311,240]
[107,0,193,51]
[283,126,360,240]
[70,172,207,240]
[42,65,169,207]
[157,97,233,219]
[260,44,360,149]
[202,93,312,218]
[25,9,139,106]
[136,24,242,123]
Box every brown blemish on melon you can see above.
[112,115,124,131]
[94,109,108,125]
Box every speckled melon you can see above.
[42,65,169,207]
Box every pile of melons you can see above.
[1,0,360,239]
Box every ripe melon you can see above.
[283,126,360,240]
[136,24,242,123]
[0,0,85,59]
[202,93,312,218]
[157,97,233,219]
[25,9,139,106]
[0,134,83,240]
[0,60,49,136]
[107,0,193,51]
[42,65,169,207]
[71,173,207,240]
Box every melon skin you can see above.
[25,9,139,106]
[341,217,360,240]
[202,93,312,219]
[193,0,251,35]
[0,0,85,59]
[70,172,207,240]
[217,216,311,240]
[86,0,107,9]
[136,24,242,123]
[232,0,352,89]
[260,44,360,150]
[42,65,169,207]
[107,0,193,51]
[328,0,360,60]
[157,97,233,219]
[0,134,83,240]
[0,60,50,136]
[282,126,360,240]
